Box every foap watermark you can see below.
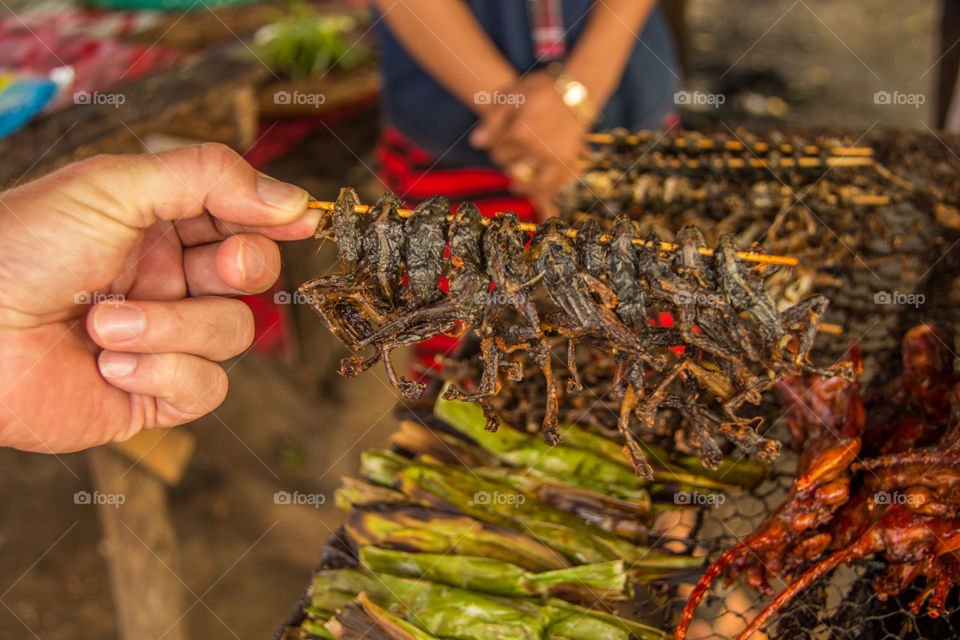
[674,291,724,306]
[74,291,125,306]
[473,90,525,108]
[874,290,924,308]
[674,490,725,507]
[74,90,126,108]
[874,90,926,108]
[473,490,526,507]
[874,490,926,507]
[674,90,725,109]
[74,490,125,507]
[274,290,318,305]
[274,490,326,508]
[472,291,527,306]
[274,90,326,107]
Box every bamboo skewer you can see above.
[585,132,874,157]
[602,156,875,170]
[819,322,843,335]
[306,200,798,267]
[844,194,890,205]
[570,187,889,207]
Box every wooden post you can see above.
[937,0,960,128]
[88,434,193,640]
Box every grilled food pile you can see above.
[429,336,780,483]
[560,129,927,322]
[289,127,960,640]
[277,392,766,640]
[300,188,846,479]
[563,129,883,221]
[679,324,960,640]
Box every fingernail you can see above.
[94,304,145,342]
[256,174,306,210]
[99,351,138,378]
[236,240,264,282]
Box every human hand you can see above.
[0,144,318,453]
[470,71,588,219]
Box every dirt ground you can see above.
[683,0,939,130]
[0,2,949,639]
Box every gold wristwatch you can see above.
[547,61,599,126]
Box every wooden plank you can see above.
[88,446,189,640]
[108,429,197,487]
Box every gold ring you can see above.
[510,161,535,184]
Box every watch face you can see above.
[564,83,587,106]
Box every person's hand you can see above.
[499,154,579,221]
[0,144,319,453]
[470,71,589,219]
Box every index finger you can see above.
[63,143,312,231]
[174,209,319,246]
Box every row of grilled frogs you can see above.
[301,188,847,478]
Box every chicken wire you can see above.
[665,435,960,640]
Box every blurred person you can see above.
[373,0,680,371]
[0,144,316,453]
[372,0,680,220]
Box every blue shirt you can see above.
[374,1,681,168]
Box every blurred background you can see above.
[0,1,955,638]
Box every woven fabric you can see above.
[528,0,567,61]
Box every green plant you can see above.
[255,3,373,79]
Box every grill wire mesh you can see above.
[277,128,960,640]
[571,128,960,639]
[661,450,960,640]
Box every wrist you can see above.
[546,62,600,127]
[564,0,656,109]
[470,69,521,117]
[565,43,628,111]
